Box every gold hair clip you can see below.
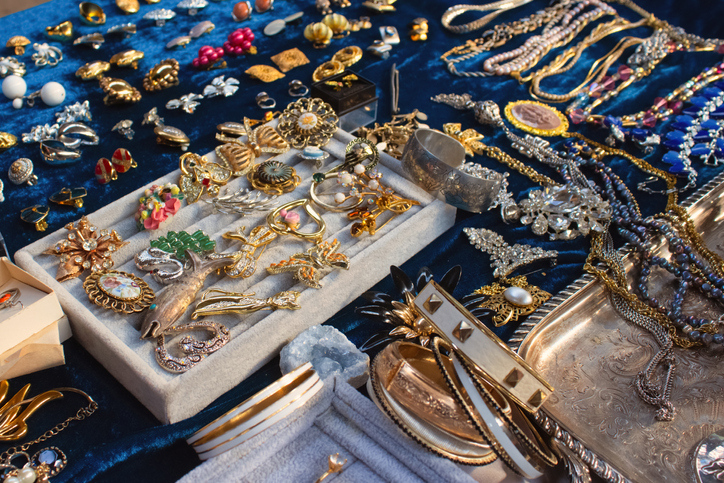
[191,288,301,318]
[267,239,349,289]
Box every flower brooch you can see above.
[43,217,128,282]
[135,183,184,231]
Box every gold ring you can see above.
[267,198,326,242]
[79,2,106,25]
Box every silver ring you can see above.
[0,288,22,310]
[288,80,308,97]
[401,128,502,213]
[255,91,276,109]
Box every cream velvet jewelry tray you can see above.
[15,129,456,423]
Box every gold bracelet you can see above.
[368,343,497,465]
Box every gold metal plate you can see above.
[516,172,724,483]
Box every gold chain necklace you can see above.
[1,387,97,481]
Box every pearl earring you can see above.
[1,76,65,109]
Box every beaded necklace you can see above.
[566,23,723,124]
[440,0,619,78]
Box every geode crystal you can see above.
[280,325,369,387]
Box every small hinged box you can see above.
[311,70,378,132]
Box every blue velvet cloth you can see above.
[2,0,724,481]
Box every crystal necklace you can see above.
[432,94,612,240]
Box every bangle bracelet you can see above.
[368,347,497,465]
[188,363,322,459]
[448,345,557,477]
[0,288,22,310]
[401,129,503,213]
[374,340,496,442]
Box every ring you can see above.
[288,80,308,97]
[0,288,22,310]
[267,198,326,242]
[401,129,503,213]
[255,91,276,109]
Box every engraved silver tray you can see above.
[514,171,724,483]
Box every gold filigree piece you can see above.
[83,270,155,314]
[245,64,285,83]
[270,48,310,73]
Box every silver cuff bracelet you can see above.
[401,129,502,213]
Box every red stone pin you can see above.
[112,148,137,173]
[95,158,117,184]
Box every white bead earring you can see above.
[2,76,65,109]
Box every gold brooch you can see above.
[267,239,349,289]
[278,97,339,149]
[83,270,155,314]
[215,117,289,176]
[248,160,301,195]
[43,217,128,282]
[178,152,232,202]
[473,276,551,327]
[191,289,301,319]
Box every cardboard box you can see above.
[0,318,66,380]
[0,258,69,354]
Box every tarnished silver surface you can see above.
[517,171,724,483]
[401,128,502,213]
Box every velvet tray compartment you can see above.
[14,128,456,423]
[179,377,484,483]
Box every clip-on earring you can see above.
[95,148,137,183]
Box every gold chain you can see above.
[524,17,650,102]
[1,388,98,462]
[571,135,724,346]
[478,142,560,187]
